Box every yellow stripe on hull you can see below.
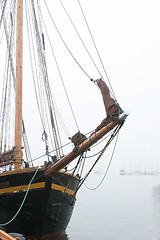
[0,182,75,196]
[51,183,75,196]
[0,182,45,194]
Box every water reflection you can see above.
[52,233,69,240]
[153,185,160,220]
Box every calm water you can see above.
[53,174,160,239]
[63,174,160,240]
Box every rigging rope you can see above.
[40,12,79,136]
[22,121,33,166]
[77,0,117,100]
[0,0,16,153]
[0,0,33,167]
[28,0,63,159]
[43,0,92,80]
[60,0,102,78]
[0,1,120,170]
[0,0,7,30]
[25,1,49,160]
[25,0,47,135]
[85,126,120,190]
[73,124,122,195]
[27,126,112,164]
[0,167,39,226]
[0,0,16,86]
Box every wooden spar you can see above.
[14,0,23,169]
[45,120,118,176]
[0,230,16,240]
[45,112,128,176]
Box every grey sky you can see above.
[50,0,160,173]
[0,0,160,173]
[22,0,160,173]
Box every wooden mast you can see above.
[14,0,23,170]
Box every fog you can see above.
[0,0,160,174]
[42,0,160,174]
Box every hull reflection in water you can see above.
[52,233,69,240]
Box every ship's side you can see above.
[0,167,79,240]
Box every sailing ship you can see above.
[0,1,128,239]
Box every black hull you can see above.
[0,167,80,239]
